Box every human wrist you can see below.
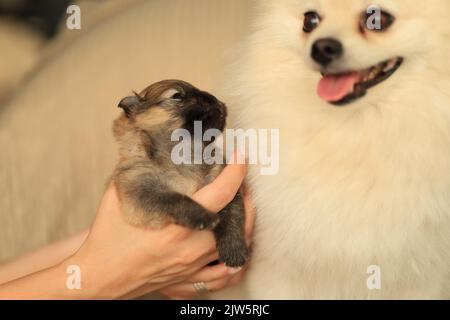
[58,253,119,299]
[0,262,91,300]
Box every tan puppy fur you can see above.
[112,80,248,267]
[0,0,251,263]
[211,0,450,299]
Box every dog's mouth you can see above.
[317,57,403,106]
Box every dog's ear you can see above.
[118,92,144,118]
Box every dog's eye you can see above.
[362,8,395,32]
[303,11,321,33]
[171,92,184,101]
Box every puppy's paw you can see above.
[184,213,221,231]
[217,240,248,268]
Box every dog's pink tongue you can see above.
[317,72,361,102]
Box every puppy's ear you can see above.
[118,92,144,118]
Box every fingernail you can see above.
[227,267,243,274]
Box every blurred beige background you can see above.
[0,0,252,262]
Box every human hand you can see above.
[158,186,255,300]
[63,157,254,299]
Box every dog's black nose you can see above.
[311,38,343,66]
[197,91,218,106]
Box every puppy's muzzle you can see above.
[186,91,227,132]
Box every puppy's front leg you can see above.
[148,191,221,230]
[117,173,220,230]
[214,192,248,267]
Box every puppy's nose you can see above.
[311,38,343,66]
[198,91,218,105]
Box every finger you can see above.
[159,265,246,300]
[196,249,220,267]
[242,184,256,246]
[227,271,246,287]
[195,277,230,293]
[187,263,241,283]
[192,151,247,213]
[161,277,230,299]
[129,264,245,300]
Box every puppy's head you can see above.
[257,0,450,106]
[117,80,227,136]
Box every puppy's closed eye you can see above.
[160,88,184,101]
[170,92,184,102]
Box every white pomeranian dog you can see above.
[211,0,450,299]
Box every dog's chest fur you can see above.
[207,0,450,300]
[216,68,450,299]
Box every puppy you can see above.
[211,0,450,299]
[112,80,247,268]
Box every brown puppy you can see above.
[112,80,247,267]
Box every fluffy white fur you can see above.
[211,0,450,299]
